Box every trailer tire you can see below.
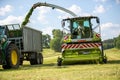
[30,53,37,65]
[30,59,36,65]
[30,52,40,65]
[20,60,23,65]
[39,53,43,64]
[3,44,20,69]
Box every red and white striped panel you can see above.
[64,36,69,40]
[62,43,101,49]
[96,34,101,38]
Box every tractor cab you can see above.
[62,16,101,43]
[0,25,8,44]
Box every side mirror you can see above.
[61,21,65,27]
[96,18,100,23]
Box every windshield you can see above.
[0,26,5,35]
[62,17,100,40]
[62,20,71,36]
[0,29,4,35]
[91,18,100,34]
[71,20,91,39]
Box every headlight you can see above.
[1,37,6,43]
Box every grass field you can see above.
[0,48,120,80]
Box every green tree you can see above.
[115,35,120,49]
[42,34,51,48]
[50,29,63,52]
[103,39,115,49]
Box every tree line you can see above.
[42,29,120,52]
[103,35,120,49]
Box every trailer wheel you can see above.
[57,57,62,66]
[3,44,20,69]
[30,59,36,65]
[20,60,23,65]
[39,53,43,64]
[30,53,37,65]
[30,53,43,65]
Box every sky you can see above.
[0,0,120,40]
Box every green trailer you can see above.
[57,16,107,66]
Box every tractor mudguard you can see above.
[2,41,12,56]
[0,41,11,64]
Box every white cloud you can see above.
[41,26,55,35]
[116,0,120,4]
[0,15,24,25]
[94,0,107,3]
[93,5,105,14]
[37,7,51,24]
[101,22,120,30]
[57,4,91,19]
[57,4,81,19]
[0,5,13,16]
[68,4,82,15]
[101,22,120,40]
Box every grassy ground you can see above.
[0,48,120,80]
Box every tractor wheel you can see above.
[2,65,11,69]
[2,44,20,69]
[57,57,62,66]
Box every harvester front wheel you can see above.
[57,57,62,66]
[2,44,20,69]
[103,56,107,63]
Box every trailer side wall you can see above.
[23,27,42,52]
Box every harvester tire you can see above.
[3,44,20,69]
[103,57,107,64]
[57,57,62,66]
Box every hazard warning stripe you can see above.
[96,34,101,38]
[75,44,79,48]
[64,36,69,40]
[62,43,102,49]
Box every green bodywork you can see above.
[0,41,8,64]
[62,48,103,64]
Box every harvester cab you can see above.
[62,16,101,41]
[57,16,107,66]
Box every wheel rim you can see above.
[11,50,18,65]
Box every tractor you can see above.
[0,24,43,69]
[57,16,107,66]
